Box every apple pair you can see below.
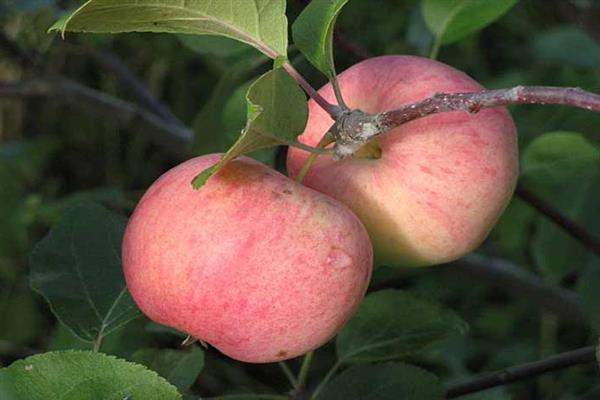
[122,56,518,363]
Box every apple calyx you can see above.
[331,109,386,159]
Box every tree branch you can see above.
[446,345,598,398]
[0,78,192,157]
[0,31,38,67]
[515,185,600,256]
[88,48,182,125]
[451,254,586,324]
[377,86,600,135]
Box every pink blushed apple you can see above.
[287,55,518,267]
[122,154,373,363]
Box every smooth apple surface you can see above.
[287,55,518,267]
[122,155,372,363]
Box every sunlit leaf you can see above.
[292,0,348,78]
[192,66,308,188]
[50,0,288,59]
[0,350,180,400]
[423,0,517,44]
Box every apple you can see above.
[122,154,373,363]
[287,55,518,267]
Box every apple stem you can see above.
[282,61,344,119]
[310,359,343,400]
[295,131,335,183]
[278,361,299,389]
[296,351,314,395]
[330,73,350,111]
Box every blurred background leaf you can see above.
[316,362,444,400]
[29,203,140,346]
[132,346,204,393]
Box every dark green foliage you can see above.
[0,1,598,398]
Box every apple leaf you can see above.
[0,350,180,400]
[178,34,255,58]
[292,0,348,79]
[533,27,600,69]
[131,347,204,393]
[191,66,308,188]
[521,132,600,283]
[0,279,42,344]
[316,362,444,400]
[336,289,468,363]
[50,0,288,59]
[30,203,140,344]
[192,55,266,155]
[422,0,517,44]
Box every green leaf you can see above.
[0,163,27,258]
[221,81,279,166]
[131,347,204,393]
[192,55,266,155]
[292,0,348,78]
[178,34,254,58]
[192,66,308,188]
[0,280,42,344]
[0,350,180,400]
[422,0,517,44]
[490,197,536,263]
[50,0,288,59]
[336,289,468,363]
[521,132,600,283]
[30,203,140,343]
[316,362,444,400]
[533,27,600,69]
[576,265,600,333]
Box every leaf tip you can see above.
[191,165,217,189]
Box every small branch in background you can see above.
[0,340,37,362]
[378,86,600,133]
[553,0,600,45]
[334,30,371,61]
[0,31,38,67]
[451,254,586,325]
[2,30,186,133]
[0,78,192,157]
[515,185,600,256]
[446,345,598,398]
[88,48,182,126]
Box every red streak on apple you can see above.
[122,155,372,362]
[288,56,518,267]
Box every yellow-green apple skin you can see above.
[122,154,373,363]
[287,56,518,267]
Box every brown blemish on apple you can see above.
[283,189,293,195]
[276,350,288,357]
[216,160,273,184]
